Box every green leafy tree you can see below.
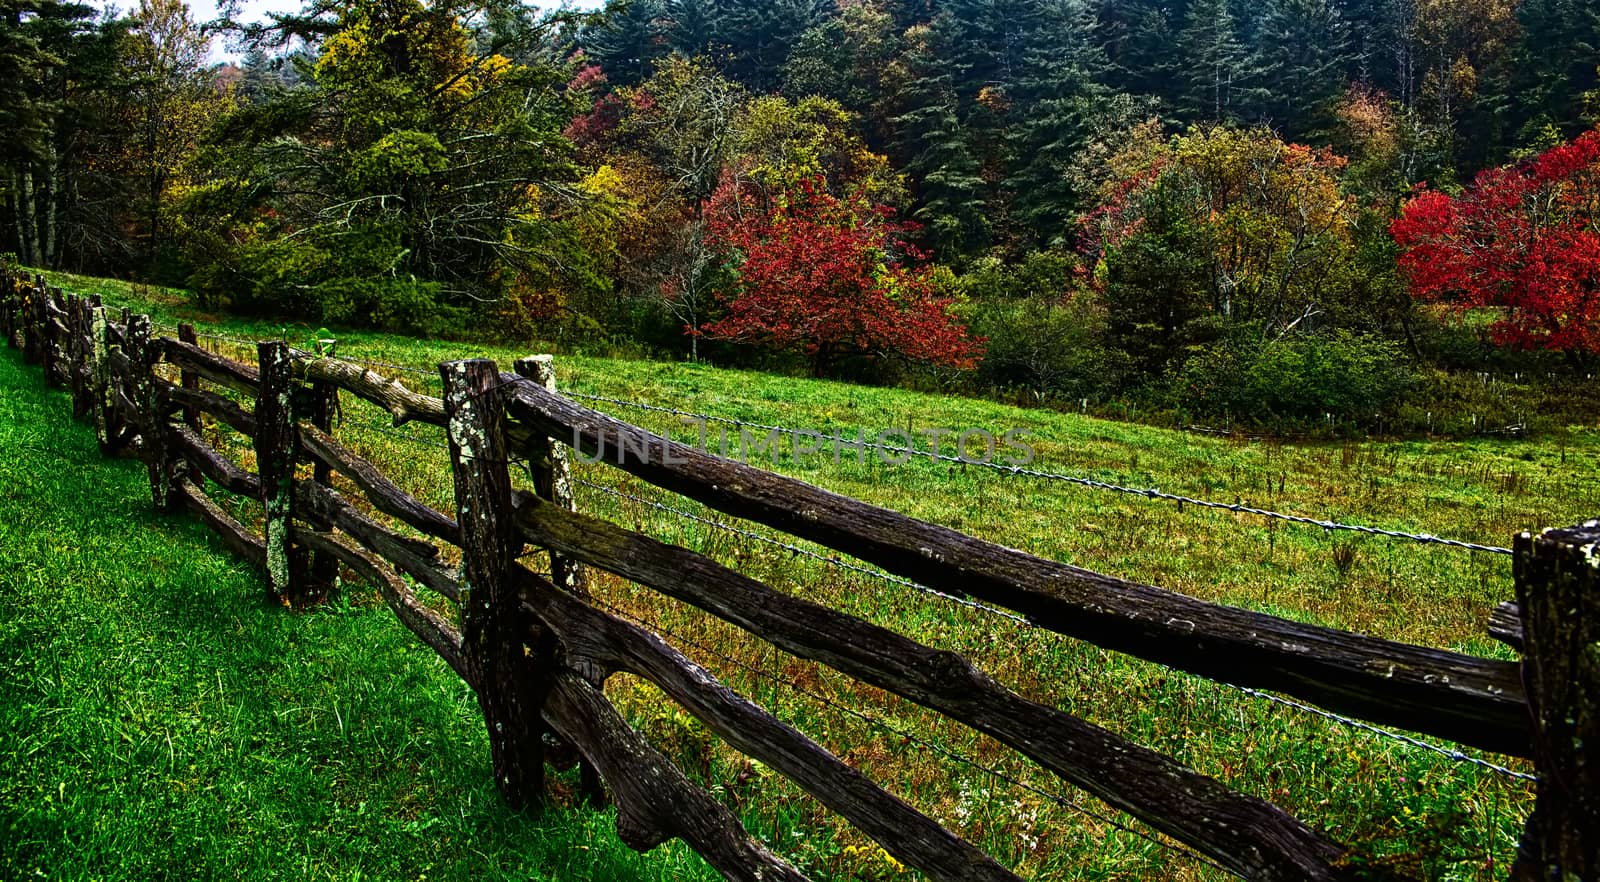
[1086,127,1365,371]
[177,0,593,331]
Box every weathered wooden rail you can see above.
[2,269,1593,881]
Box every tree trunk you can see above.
[19,168,42,267]
[43,142,60,269]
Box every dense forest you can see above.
[4,0,1599,432]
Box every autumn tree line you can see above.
[4,0,1599,433]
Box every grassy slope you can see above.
[17,270,1600,879]
[0,347,720,880]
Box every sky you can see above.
[97,0,607,61]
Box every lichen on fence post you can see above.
[443,358,548,810]
[88,305,113,453]
[256,341,300,605]
[125,314,175,512]
[307,339,341,592]
[514,355,587,599]
[1512,519,1600,880]
[0,272,15,346]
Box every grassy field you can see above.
[12,269,1600,880]
[0,334,721,880]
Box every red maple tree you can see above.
[702,177,982,373]
[1392,130,1600,366]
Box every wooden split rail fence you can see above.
[2,270,1595,881]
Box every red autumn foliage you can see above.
[702,177,983,372]
[1392,129,1600,362]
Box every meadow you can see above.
[8,269,1600,880]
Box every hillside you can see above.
[8,269,1598,878]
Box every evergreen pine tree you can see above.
[888,16,990,256]
[1003,0,1111,243]
[584,0,667,87]
[1174,0,1265,122]
[663,0,715,56]
[1253,0,1352,140]
[1091,0,1180,104]
[708,0,829,92]
[1508,0,1600,145]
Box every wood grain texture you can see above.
[541,669,811,882]
[443,360,545,808]
[256,342,298,603]
[1488,602,1524,652]
[157,380,257,437]
[168,424,263,498]
[301,357,446,427]
[1512,521,1600,880]
[516,565,1020,881]
[161,337,260,397]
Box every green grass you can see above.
[0,347,722,881]
[14,269,1600,880]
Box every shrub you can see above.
[972,294,1132,402]
[1174,331,1415,427]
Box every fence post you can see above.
[1513,519,1600,880]
[256,341,301,605]
[177,324,201,432]
[0,272,13,345]
[67,295,87,417]
[442,358,547,810]
[513,355,586,598]
[126,315,177,512]
[307,339,341,592]
[23,276,43,365]
[513,354,604,803]
[41,285,62,388]
[89,306,113,453]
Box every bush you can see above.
[1174,331,1415,427]
[972,294,1133,402]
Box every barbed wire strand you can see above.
[588,596,1234,877]
[1231,687,1538,783]
[561,390,1513,556]
[576,474,1537,785]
